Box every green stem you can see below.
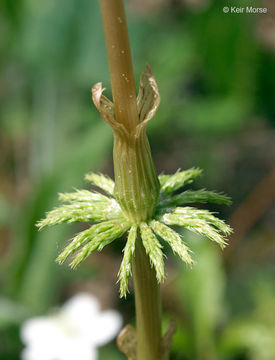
[132,236,162,360]
[113,130,160,223]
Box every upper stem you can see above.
[99,0,160,223]
[99,0,139,132]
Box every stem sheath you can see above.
[99,0,139,131]
[99,0,160,222]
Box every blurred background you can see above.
[0,0,275,359]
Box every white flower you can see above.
[21,293,122,360]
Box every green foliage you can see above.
[37,191,123,228]
[159,168,202,194]
[56,220,124,264]
[70,221,128,269]
[0,298,30,329]
[85,173,115,195]
[160,207,231,248]
[150,220,193,265]
[99,343,125,360]
[139,222,165,283]
[220,277,275,360]
[118,225,137,298]
[158,189,232,208]
[176,237,226,359]
[38,168,231,297]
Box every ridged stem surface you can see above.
[132,235,162,360]
[99,0,139,131]
[113,130,159,222]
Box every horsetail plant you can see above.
[38,167,231,294]
[37,1,232,359]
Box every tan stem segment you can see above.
[132,236,162,360]
[99,0,139,131]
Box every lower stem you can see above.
[132,235,162,360]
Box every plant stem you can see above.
[99,1,162,358]
[132,235,162,360]
[99,0,139,132]
[99,0,160,222]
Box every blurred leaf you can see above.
[99,343,125,360]
[221,321,275,360]
[180,96,250,134]
[5,122,112,312]
[220,275,275,360]
[176,235,226,359]
[0,297,29,329]
[0,196,12,226]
